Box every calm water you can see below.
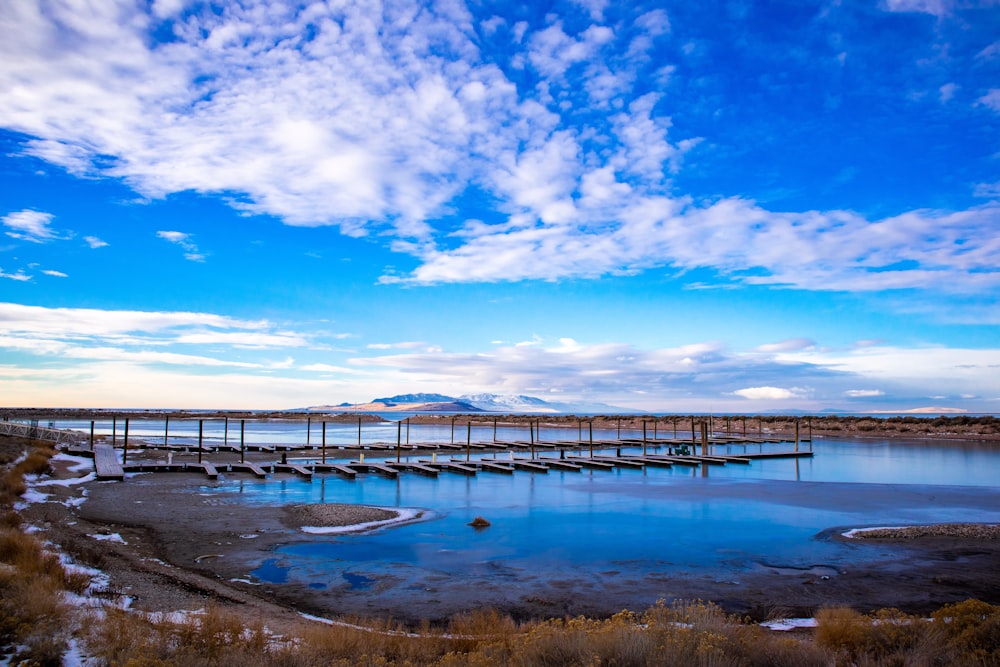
[57,418,1000,604]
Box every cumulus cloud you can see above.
[0,0,996,298]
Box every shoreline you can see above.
[8,437,1000,629]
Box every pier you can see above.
[24,416,815,483]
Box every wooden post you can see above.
[653,419,658,440]
[306,416,311,447]
[701,421,709,457]
[224,417,229,447]
[406,418,410,446]
[198,419,204,464]
[112,415,116,448]
[493,417,497,442]
[122,418,129,464]
[90,420,95,451]
[673,416,677,438]
[795,419,800,452]
[322,421,327,464]
[642,420,647,457]
[617,417,621,439]
[808,418,813,443]
[240,419,245,464]
[397,420,402,463]
[578,419,582,442]
[709,414,714,435]
[742,416,747,438]
[530,421,535,460]
[164,415,169,447]
[466,421,471,462]
[589,421,594,458]
[358,417,362,447]
[726,416,731,436]
[691,417,696,443]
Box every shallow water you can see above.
[209,438,1000,608]
[58,418,1000,610]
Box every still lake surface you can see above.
[58,418,1000,607]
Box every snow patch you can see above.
[301,508,424,535]
[760,618,818,631]
[91,533,127,545]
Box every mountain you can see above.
[459,394,554,412]
[306,392,637,414]
[372,393,456,406]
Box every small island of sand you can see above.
[284,503,427,534]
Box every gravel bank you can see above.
[844,523,1000,540]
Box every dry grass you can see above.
[0,439,83,665]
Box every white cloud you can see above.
[0,268,31,282]
[157,230,204,262]
[0,302,268,338]
[733,386,797,400]
[978,89,1000,112]
[570,0,609,22]
[755,338,815,353]
[882,0,950,15]
[393,198,1000,291]
[939,82,958,103]
[0,0,995,302]
[2,209,60,243]
[845,389,885,397]
[366,341,427,350]
[84,235,108,249]
[41,269,68,278]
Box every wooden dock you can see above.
[94,444,124,480]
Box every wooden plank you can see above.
[347,462,399,478]
[418,460,477,476]
[536,459,582,472]
[592,456,645,469]
[508,459,549,473]
[565,457,616,470]
[622,457,673,468]
[740,451,814,460]
[198,462,219,480]
[274,463,313,479]
[477,461,515,474]
[311,463,358,479]
[93,444,124,481]
[385,461,439,477]
[228,462,267,478]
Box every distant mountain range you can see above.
[307,393,637,414]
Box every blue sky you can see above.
[1,0,998,412]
